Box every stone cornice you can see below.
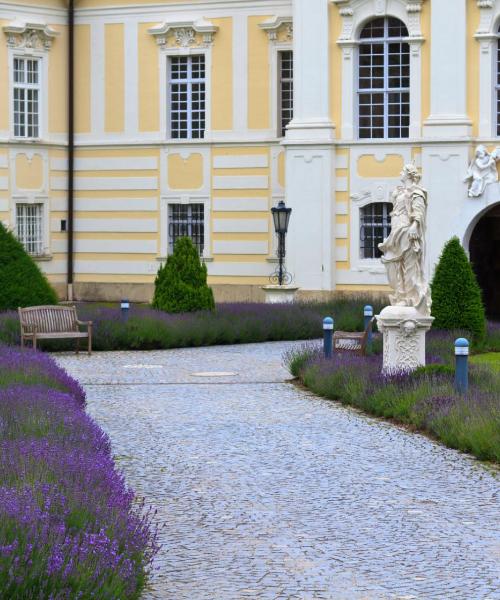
[148,18,218,49]
[259,16,293,42]
[3,21,59,51]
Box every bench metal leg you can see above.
[32,335,37,351]
[88,329,92,356]
[76,337,79,355]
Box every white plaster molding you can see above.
[259,16,293,42]
[148,18,218,49]
[3,21,58,51]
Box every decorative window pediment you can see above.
[148,19,218,50]
[3,21,58,51]
[259,16,293,43]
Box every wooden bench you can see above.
[18,305,93,354]
[333,317,375,356]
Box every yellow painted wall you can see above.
[75,25,91,133]
[329,3,342,129]
[0,21,9,132]
[248,16,271,130]
[421,0,431,122]
[105,24,125,133]
[49,25,67,134]
[16,154,44,190]
[168,153,204,189]
[211,18,233,130]
[467,0,480,137]
[357,154,404,178]
[138,23,159,132]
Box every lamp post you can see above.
[271,200,292,286]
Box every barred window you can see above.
[13,57,40,138]
[16,204,43,256]
[358,17,409,139]
[279,51,293,137]
[360,202,392,259]
[168,204,204,255]
[169,55,205,139]
[496,24,500,136]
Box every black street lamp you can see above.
[271,200,292,286]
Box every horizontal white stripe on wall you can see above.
[71,218,157,233]
[51,177,158,191]
[336,155,349,169]
[207,262,272,277]
[51,197,157,212]
[74,260,156,275]
[50,157,158,172]
[336,223,348,238]
[335,246,349,261]
[213,155,268,169]
[0,199,9,211]
[0,156,8,169]
[213,240,269,255]
[213,197,268,212]
[335,202,348,215]
[212,218,268,233]
[213,175,269,190]
[52,238,157,254]
[0,176,8,190]
[335,177,348,192]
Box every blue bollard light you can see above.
[364,305,374,352]
[121,299,130,322]
[454,338,469,395]
[323,317,334,359]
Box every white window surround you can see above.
[474,0,500,137]
[331,0,424,141]
[148,19,216,142]
[4,22,57,142]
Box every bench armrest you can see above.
[76,319,93,326]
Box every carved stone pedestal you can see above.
[261,285,299,304]
[376,306,434,373]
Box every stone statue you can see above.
[378,164,431,317]
[464,145,500,198]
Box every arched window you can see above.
[360,202,392,259]
[358,17,409,139]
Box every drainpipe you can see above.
[67,0,74,301]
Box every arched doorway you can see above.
[469,204,500,318]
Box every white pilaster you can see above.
[423,0,471,138]
[286,0,335,141]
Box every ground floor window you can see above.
[16,203,43,256]
[360,202,392,259]
[168,203,204,255]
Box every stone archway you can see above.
[469,204,500,318]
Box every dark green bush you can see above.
[431,237,486,342]
[0,223,57,310]
[152,237,215,313]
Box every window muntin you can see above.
[16,203,43,256]
[360,202,392,259]
[279,50,293,137]
[358,17,409,139]
[168,203,204,255]
[13,57,40,138]
[169,55,205,139]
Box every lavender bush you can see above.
[286,331,500,462]
[0,346,159,598]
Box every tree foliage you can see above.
[0,223,58,310]
[430,237,486,341]
[152,237,215,313]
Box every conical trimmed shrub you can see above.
[431,237,486,341]
[0,223,58,310]
[152,237,215,313]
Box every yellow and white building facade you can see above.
[1,0,499,311]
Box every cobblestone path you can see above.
[56,342,500,600]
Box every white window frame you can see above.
[15,202,44,255]
[12,56,41,139]
[278,49,294,138]
[167,202,205,255]
[357,17,410,140]
[334,0,423,140]
[269,39,293,140]
[168,54,206,140]
[359,201,392,259]
[159,46,212,142]
[10,51,46,140]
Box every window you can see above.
[360,202,392,259]
[16,203,43,256]
[279,50,293,137]
[169,55,205,139]
[168,204,204,255]
[358,17,409,139]
[13,57,40,138]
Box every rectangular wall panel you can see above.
[207,262,271,276]
[213,155,268,169]
[52,238,157,254]
[213,240,268,254]
[213,175,268,190]
[212,218,268,233]
[73,218,157,233]
[50,157,157,171]
[212,197,268,212]
[51,177,158,191]
[51,197,157,212]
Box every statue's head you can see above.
[401,164,421,184]
[475,144,487,158]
